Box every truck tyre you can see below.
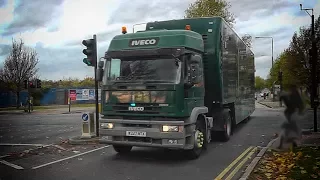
[218,111,232,142]
[186,118,206,160]
[112,145,132,154]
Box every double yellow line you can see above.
[214,146,257,180]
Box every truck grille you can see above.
[112,103,161,114]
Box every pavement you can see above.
[258,98,320,110]
[0,101,318,180]
[0,107,95,115]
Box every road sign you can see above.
[82,113,89,121]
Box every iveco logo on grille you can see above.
[129,37,159,47]
[128,107,145,111]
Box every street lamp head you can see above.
[255,36,273,40]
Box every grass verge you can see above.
[249,146,320,180]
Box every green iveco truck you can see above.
[97,17,255,159]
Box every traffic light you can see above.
[82,36,97,67]
[36,79,41,88]
[29,81,35,88]
[24,80,28,89]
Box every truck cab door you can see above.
[184,54,204,110]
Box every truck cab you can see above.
[99,26,210,158]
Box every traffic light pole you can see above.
[279,71,283,107]
[27,79,31,113]
[93,34,99,136]
[311,14,318,132]
[301,4,318,132]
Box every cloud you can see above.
[2,0,65,36]
[0,0,14,25]
[63,28,120,48]
[229,0,297,21]
[0,44,11,56]
[0,0,7,8]
[107,0,193,26]
[0,0,320,80]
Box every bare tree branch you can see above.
[0,38,39,108]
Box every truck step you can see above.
[206,117,213,128]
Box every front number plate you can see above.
[125,131,147,137]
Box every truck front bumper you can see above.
[99,118,192,149]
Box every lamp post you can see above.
[300,4,318,132]
[255,36,275,101]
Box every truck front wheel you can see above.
[186,118,206,159]
[112,145,132,154]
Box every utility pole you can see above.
[300,4,318,132]
[255,36,274,101]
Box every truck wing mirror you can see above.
[96,61,105,82]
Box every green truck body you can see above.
[98,17,255,159]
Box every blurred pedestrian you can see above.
[278,85,305,149]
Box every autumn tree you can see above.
[270,15,320,92]
[185,0,235,26]
[184,0,252,47]
[241,34,252,49]
[41,77,95,88]
[255,76,266,91]
[0,39,39,108]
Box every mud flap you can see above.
[211,108,227,132]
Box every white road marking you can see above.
[0,143,48,146]
[0,160,24,170]
[31,145,109,170]
[0,155,10,159]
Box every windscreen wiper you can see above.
[143,80,173,83]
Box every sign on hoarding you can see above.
[82,89,89,100]
[69,89,101,101]
[69,90,77,101]
[89,89,95,100]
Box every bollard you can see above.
[68,97,71,112]
[81,112,96,138]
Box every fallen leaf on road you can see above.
[265,173,272,178]
[301,170,307,174]
[276,177,287,180]
[311,174,318,178]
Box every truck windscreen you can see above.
[105,56,181,84]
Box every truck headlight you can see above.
[162,125,180,132]
[100,123,114,129]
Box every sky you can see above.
[0,0,319,80]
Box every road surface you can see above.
[0,102,318,180]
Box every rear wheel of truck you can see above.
[186,118,206,160]
[218,111,232,142]
[112,145,132,154]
